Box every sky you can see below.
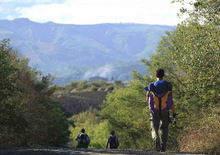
[0,0,185,25]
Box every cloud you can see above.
[0,0,67,20]
[0,0,63,4]
[2,0,184,25]
[0,0,15,2]
[83,64,114,79]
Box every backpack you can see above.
[109,136,118,148]
[76,133,90,148]
[78,133,90,145]
[147,90,173,115]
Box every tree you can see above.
[0,39,69,146]
[173,0,220,25]
[139,0,220,152]
[145,22,220,110]
[101,81,154,149]
[0,39,27,145]
[69,111,109,149]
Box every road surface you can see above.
[0,147,206,155]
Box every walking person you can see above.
[145,69,176,152]
[106,130,119,149]
[76,128,90,148]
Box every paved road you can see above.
[0,147,206,155]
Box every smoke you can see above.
[83,64,114,80]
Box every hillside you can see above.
[56,91,107,117]
[0,18,174,83]
[54,80,120,117]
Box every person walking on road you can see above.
[76,128,90,148]
[106,130,119,149]
[145,68,176,152]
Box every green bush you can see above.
[0,40,69,146]
[69,111,110,149]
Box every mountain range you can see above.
[0,18,175,84]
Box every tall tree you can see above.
[0,40,69,146]
[174,0,220,25]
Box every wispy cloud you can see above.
[0,0,67,20]
[0,0,63,5]
[1,0,184,25]
[83,64,114,79]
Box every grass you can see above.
[178,113,220,154]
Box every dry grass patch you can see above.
[178,114,220,154]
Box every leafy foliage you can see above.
[69,111,110,149]
[2,0,219,151]
[174,0,220,25]
[101,81,154,149]
[144,22,220,113]
[0,40,69,146]
[140,0,220,152]
[98,0,220,152]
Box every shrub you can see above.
[178,113,220,154]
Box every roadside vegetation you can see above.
[1,0,219,154]
[0,40,69,146]
[69,0,220,154]
[69,111,110,149]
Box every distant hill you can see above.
[54,80,118,117]
[0,18,175,83]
